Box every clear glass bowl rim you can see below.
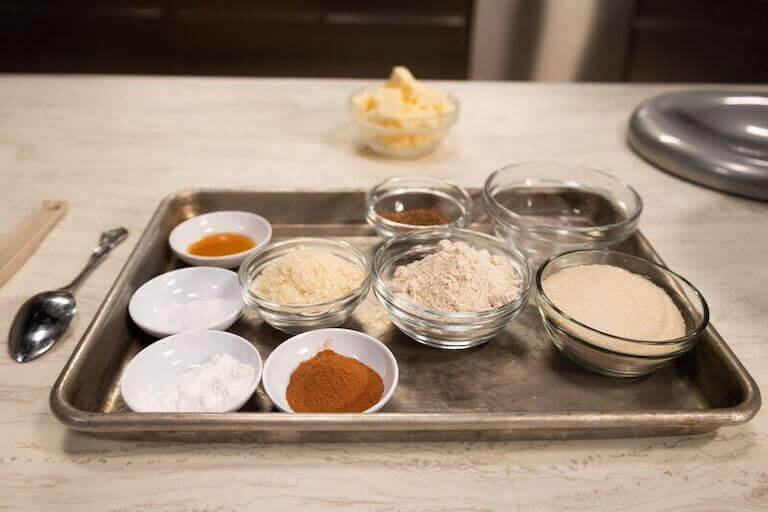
[238,237,372,310]
[347,86,460,133]
[536,249,710,346]
[366,175,474,230]
[373,227,532,320]
[483,161,644,234]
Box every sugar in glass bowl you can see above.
[239,238,371,334]
[483,162,643,266]
[348,88,459,158]
[372,228,531,349]
[365,176,473,239]
[536,250,709,377]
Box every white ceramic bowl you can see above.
[129,267,243,337]
[120,330,263,413]
[262,328,398,413]
[169,211,273,268]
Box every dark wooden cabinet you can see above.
[625,0,768,82]
[3,0,766,82]
[1,0,473,78]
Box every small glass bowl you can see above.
[239,238,371,334]
[372,228,531,349]
[483,162,643,266]
[536,250,709,377]
[365,176,473,239]
[348,88,459,158]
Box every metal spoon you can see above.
[8,227,128,363]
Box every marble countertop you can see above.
[0,76,766,511]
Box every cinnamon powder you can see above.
[381,207,450,226]
[286,349,384,412]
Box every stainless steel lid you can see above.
[627,91,768,201]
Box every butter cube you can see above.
[351,91,375,113]
[414,86,447,108]
[372,87,403,119]
[388,66,417,91]
[434,99,456,116]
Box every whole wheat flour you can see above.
[389,240,522,312]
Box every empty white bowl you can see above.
[129,267,243,337]
[121,330,263,413]
[169,211,273,268]
[262,328,398,413]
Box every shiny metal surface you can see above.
[469,0,635,80]
[9,227,128,363]
[49,190,760,441]
[628,91,768,201]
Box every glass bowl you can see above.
[239,238,371,334]
[348,88,459,158]
[372,228,531,349]
[483,162,643,266]
[366,176,473,239]
[536,250,709,377]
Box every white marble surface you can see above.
[0,76,766,511]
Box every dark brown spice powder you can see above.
[381,207,451,226]
[286,349,384,413]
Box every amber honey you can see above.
[187,232,255,257]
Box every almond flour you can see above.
[252,246,363,305]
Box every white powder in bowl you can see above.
[388,239,522,312]
[148,354,256,412]
[252,246,364,305]
[542,264,685,341]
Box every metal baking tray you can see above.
[50,189,761,442]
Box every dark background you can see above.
[2,0,767,82]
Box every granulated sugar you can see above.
[389,240,522,312]
[542,264,685,341]
[149,354,256,412]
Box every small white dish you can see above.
[262,328,399,413]
[129,267,243,337]
[169,211,273,268]
[120,330,263,413]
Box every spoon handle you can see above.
[59,227,128,293]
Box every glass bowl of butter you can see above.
[348,66,459,158]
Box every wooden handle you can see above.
[0,200,68,289]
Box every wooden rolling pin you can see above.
[0,200,67,289]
